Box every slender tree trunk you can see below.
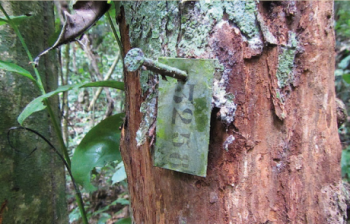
[0,2,67,223]
[117,1,344,223]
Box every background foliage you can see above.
[54,3,129,223]
[334,2,350,181]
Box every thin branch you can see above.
[79,35,115,117]
[88,55,120,111]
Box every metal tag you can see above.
[154,58,215,177]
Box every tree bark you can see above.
[118,1,344,223]
[0,2,67,223]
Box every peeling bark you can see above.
[118,1,343,223]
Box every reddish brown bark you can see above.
[118,2,344,223]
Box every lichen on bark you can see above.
[124,0,265,137]
[178,0,262,57]
[136,91,157,146]
[276,32,298,88]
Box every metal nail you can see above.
[124,48,188,81]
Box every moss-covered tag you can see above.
[154,58,215,177]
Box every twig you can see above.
[88,55,120,111]
[79,35,115,117]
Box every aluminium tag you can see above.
[154,58,215,177]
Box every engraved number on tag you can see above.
[169,84,195,169]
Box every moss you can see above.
[194,97,207,132]
[178,1,223,56]
[276,31,298,88]
[156,120,165,139]
[14,197,42,224]
[223,1,263,51]
[288,31,298,48]
[276,47,296,88]
[124,1,179,58]
[199,153,207,176]
[140,70,151,95]
[178,1,261,57]
[223,0,259,38]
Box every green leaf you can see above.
[115,218,132,224]
[108,2,116,17]
[0,14,32,26]
[82,80,124,90]
[69,207,81,223]
[0,60,34,81]
[97,213,111,224]
[114,198,130,206]
[17,81,124,125]
[71,113,125,192]
[341,147,350,180]
[0,19,8,26]
[112,162,127,184]
[339,55,350,69]
[91,197,129,218]
[18,83,86,125]
[342,74,350,84]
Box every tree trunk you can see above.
[0,2,67,223]
[117,1,344,223]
